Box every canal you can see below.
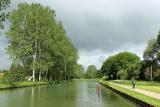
[0,80,136,107]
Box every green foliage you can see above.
[153,69,160,81]
[143,39,157,61]
[74,64,84,79]
[3,71,25,82]
[142,32,160,81]
[95,70,103,78]
[101,76,107,80]
[6,3,79,82]
[84,65,97,79]
[119,70,128,80]
[101,52,141,80]
[0,81,48,89]
[2,63,26,82]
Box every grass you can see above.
[137,85,160,93]
[110,80,160,86]
[99,80,160,107]
[0,81,51,90]
[110,80,160,93]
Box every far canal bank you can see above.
[0,81,57,90]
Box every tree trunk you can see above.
[68,73,70,80]
[32,52,36,82]
[151,65,153,81]
[54,74,57,81]
[64,61,67,80]
[39,70,41,81]
[32,16,38,82]
[33,69,35,82]
[45,71,48,81]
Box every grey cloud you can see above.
[10,0,160,52]
[1,0,160,69]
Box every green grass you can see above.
[110,80,160,93]
[110,80,160,86]
[0,81,50,90]
[137,86,160,93]
[99,80,160,107]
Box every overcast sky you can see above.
[0,0,160,70]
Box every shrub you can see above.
[3,70,25,82]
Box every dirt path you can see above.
[111,83,160,100]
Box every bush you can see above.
[3,70,25,82]
[102,76,107,80]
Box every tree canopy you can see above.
[6,3,79,82]
[141,32,160,81]
[101,52,141,80]
[84,65,97,79]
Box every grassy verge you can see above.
[137,85,160,93]
[0,81,52,90]
[110,80,160,93]
[99,80,160,107]
[110,80,160,86]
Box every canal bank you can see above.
[99,80,160,107]
[0,81,57,90]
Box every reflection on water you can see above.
[75,80,136,107]
[0,80,136,107]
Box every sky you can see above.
[0,0,160,70]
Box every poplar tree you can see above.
[6,3,79,82]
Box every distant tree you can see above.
[85,65,97,79]
[101,52,141,80]
[95,70,103,78]
[101,55,116,79]
[74,64,84,79]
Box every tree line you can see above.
[74,64,101,79]
[2,3,79,82]
[101,32,160,81]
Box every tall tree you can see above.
[142,32,160,81]
[6,3,79,82]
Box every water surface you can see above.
[0,80,136,107]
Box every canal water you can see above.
[0,80,136,107]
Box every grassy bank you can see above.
[0,81,52,90]
[99,80,160,107]
[110,80,160,86]
[110,80,160,93]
